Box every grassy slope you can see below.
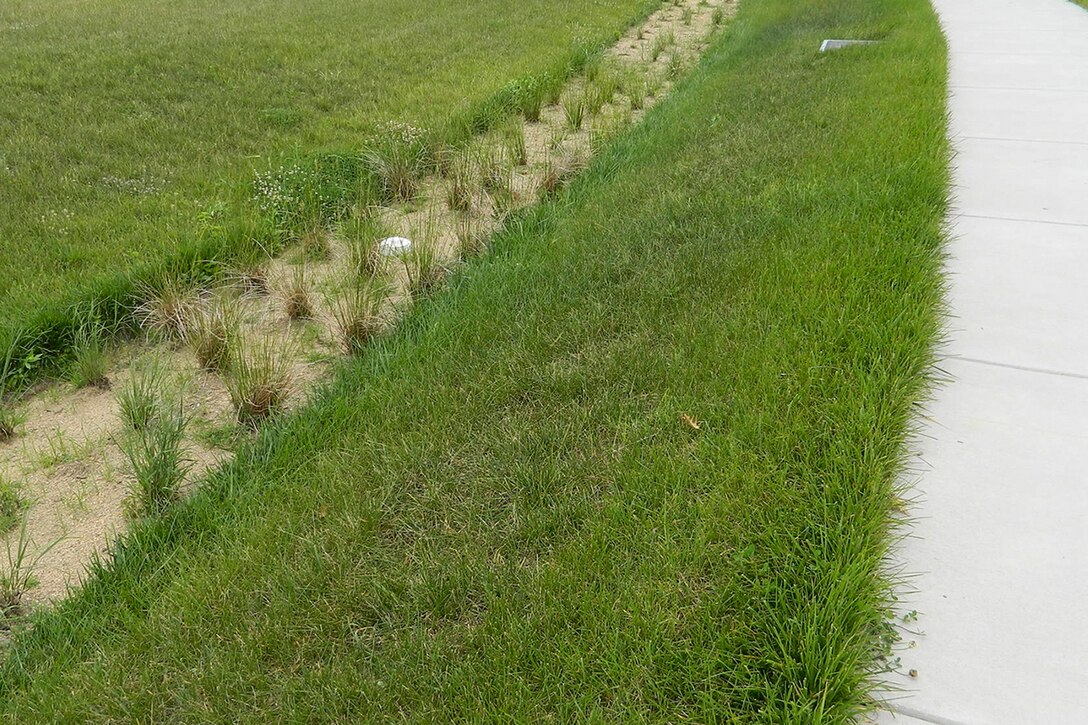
[0,0,948,720]
[0,0,647,330]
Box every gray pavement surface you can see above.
[877,0,1088,722]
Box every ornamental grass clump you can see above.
[365,121,429,204]
[183,297,241,373]
[331,278,391,355]
[121,399,189,517]
[136,274,198,339]
[224,336,294,428]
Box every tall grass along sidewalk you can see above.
[0,0,948,720]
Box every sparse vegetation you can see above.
[543,75,565,106]
[456,215,488,261]
[231,261,271,296]
[627,74,648,110]
[1,517,58,620]
[666,50,684,81]
[540,152,586,197]
[0,0,651,346]
[300,228,331,262]
[513,77,545,122]
[0,339,24,443]
[651,29,676,60]
[445,153,476,213]
[365,124,429,204]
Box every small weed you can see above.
[236,264,270,295]
[480,155,516,220]
[0,405,21,444]
[682,7,693,25]
[34,431,79,470]
[1,517,59,621]
[539,153,587,198]
[193,419,245,451]
[548,127,567,152]
[627,75,648,110]
[480,151,512,197]
[584,55,604,84]
[183,297,241,373]
[636,25,645,40]
[1,339,25,442]
[430,141,457,179]
[542,75,564,106]
[594,68,621,106]
[121,400,189,517]
[224,336,294,428]
[585,86,606,117]
[712,6,724,25]
[331,278,390,354]
[513,78,545,122]
[646,71,664,98]
[69,323,110,390]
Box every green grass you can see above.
[0,0,656,369]
[0,477,25,536]
[0,0,949,719]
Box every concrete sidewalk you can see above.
[878,0,1088,723]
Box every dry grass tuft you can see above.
[136,276,198,338]
[282,266,314,320]
[224,336,294,428]
[403,236,447,300]
[340,213,387,280]
[331,278,391,355]
[456,215,488,261]
[183,297,241,372]
[300,227,331,262]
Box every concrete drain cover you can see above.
[379,236,412,256]
[819,39,879,52]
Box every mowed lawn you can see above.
[0,0,648,332]
[0,0,948,720]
